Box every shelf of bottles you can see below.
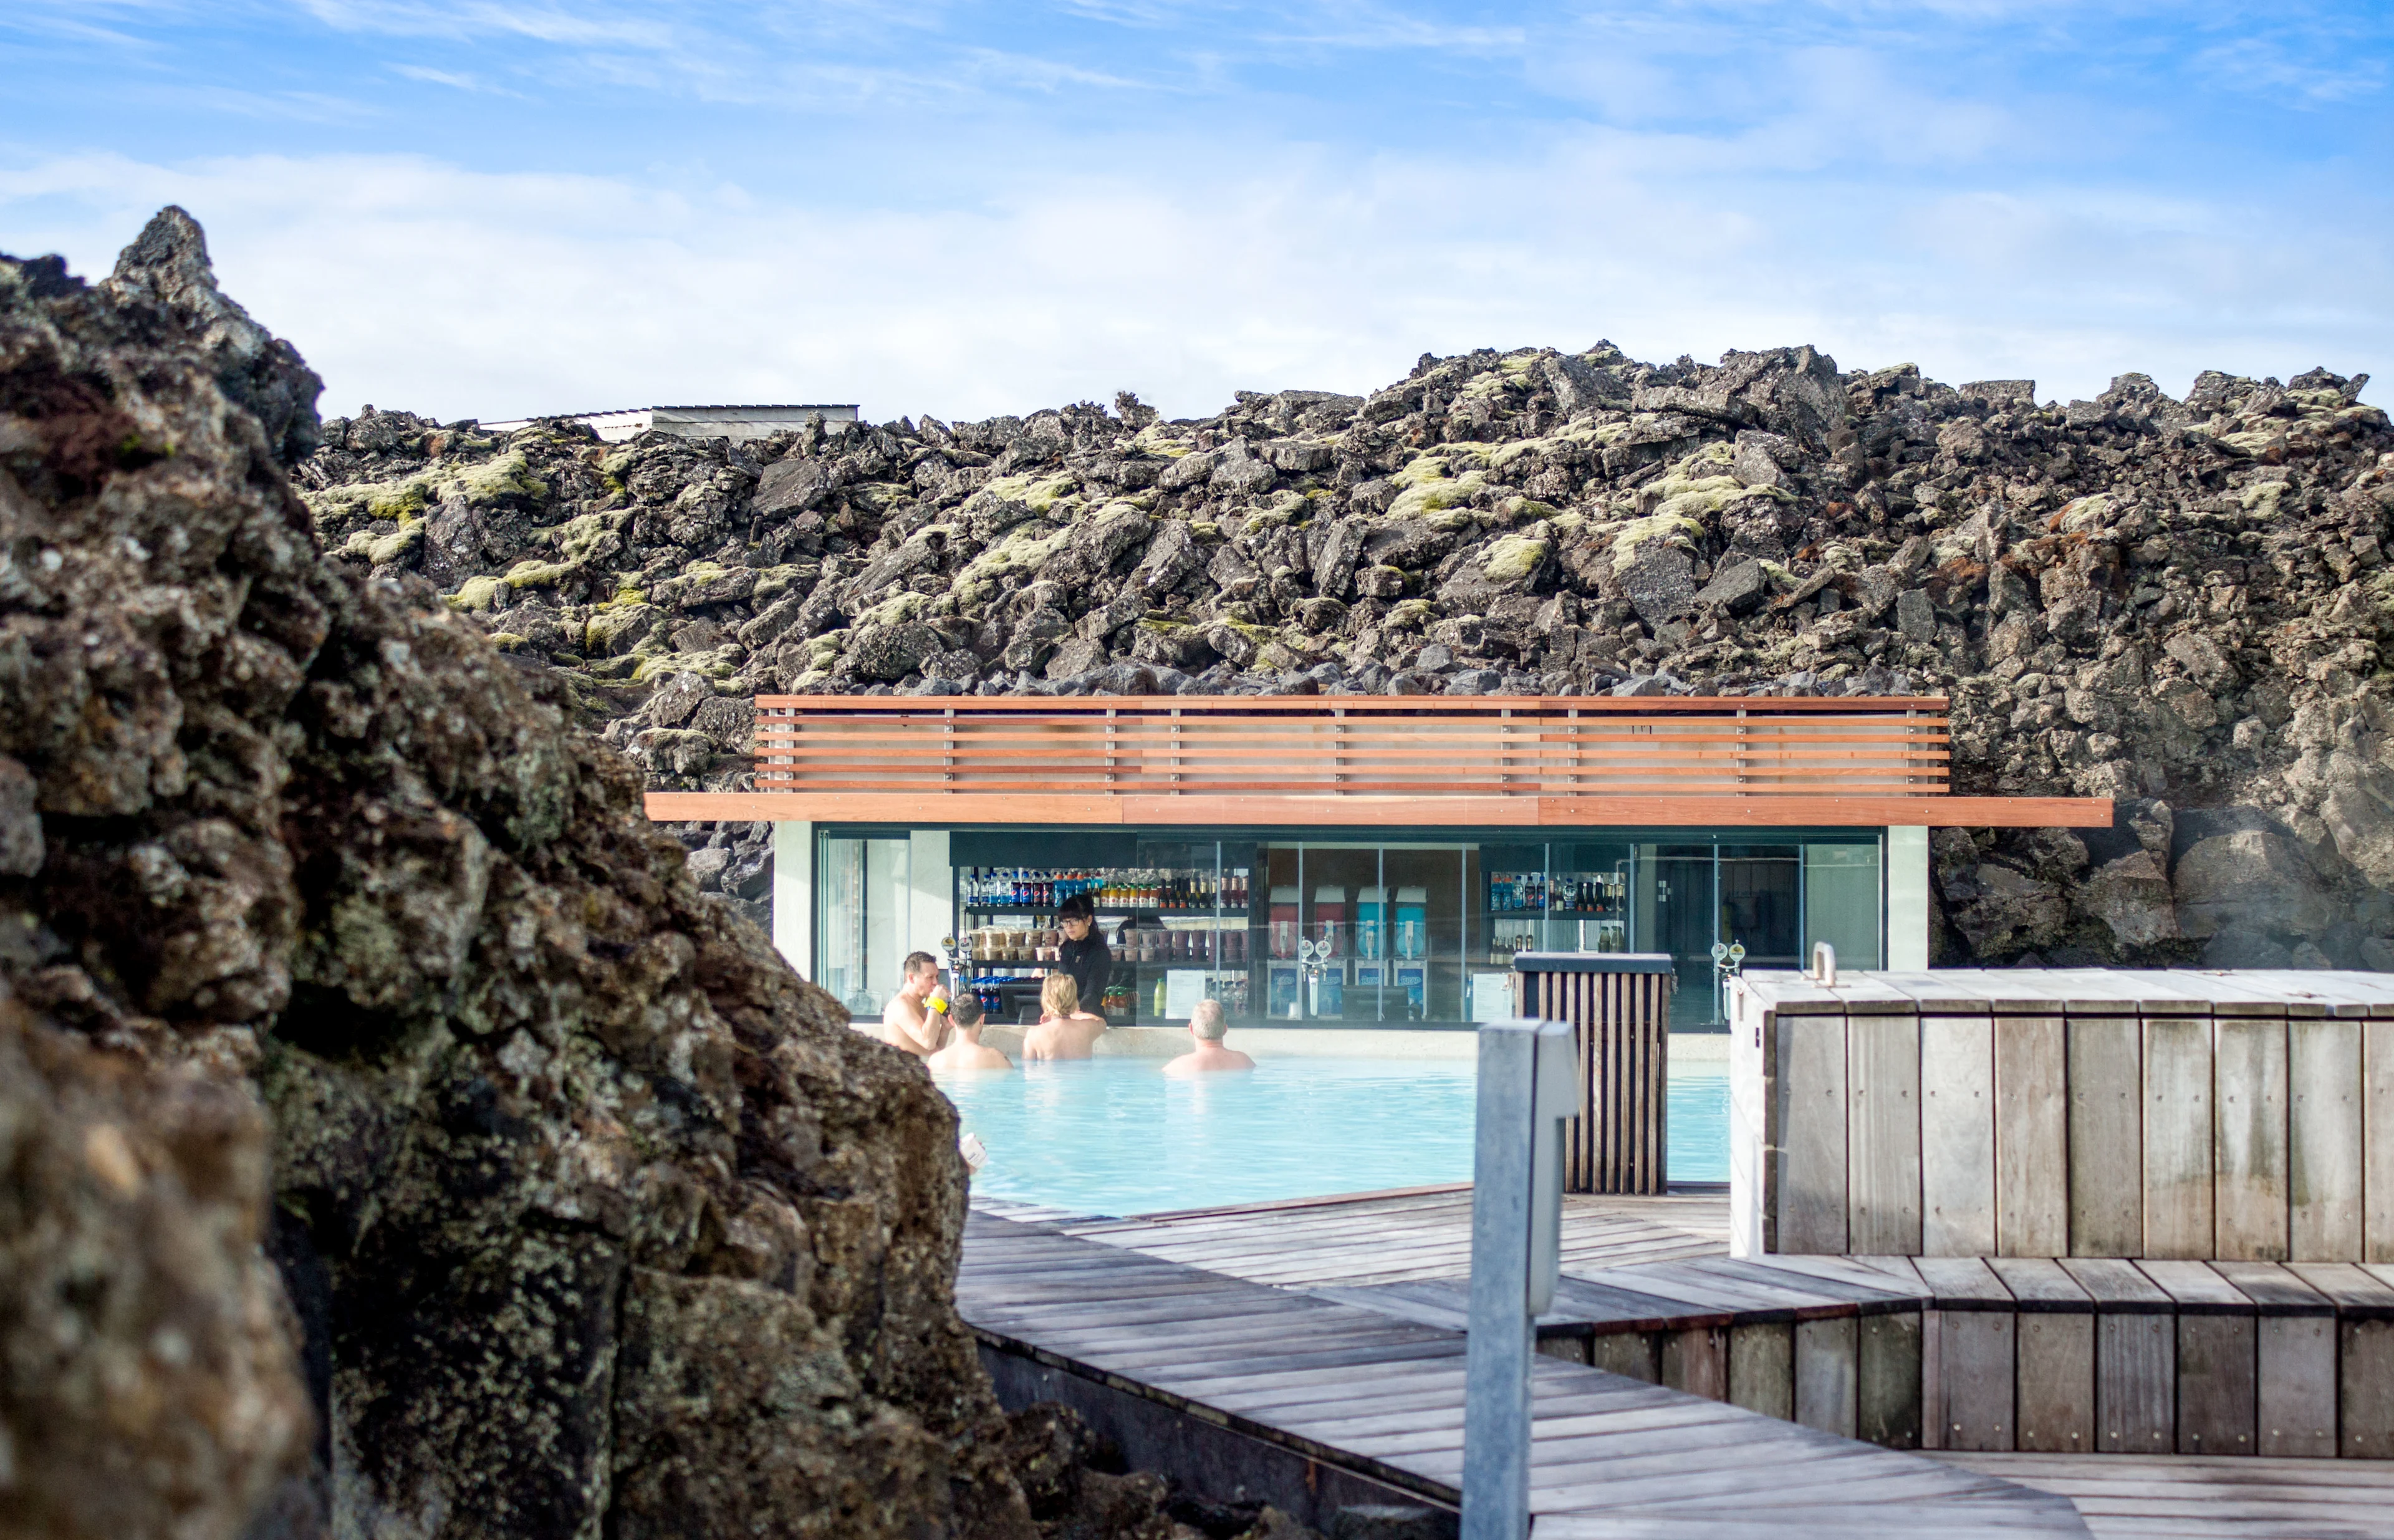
[959,867,1247,915]
[956,865,1254,1025]
[1485,867,1632,966]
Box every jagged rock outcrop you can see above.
[302,341,2394,970]
[2,209,1098,1538]
[0,994,310,1540]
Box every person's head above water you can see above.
[1190,999,1227,1041]
[951,993,984,1033]
[1041,972,1081,1018]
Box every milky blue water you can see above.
[935,1056,1728,1218]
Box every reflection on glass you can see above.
[819,827,1892,1036]
[819,835,910,1018]
[1805,844,1883,970]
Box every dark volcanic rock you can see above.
[2,212,1041,1539]
[0,995,310,1540]
[292,257,2394,970]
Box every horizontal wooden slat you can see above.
[745,694,1953,799]
[645,791,2114,828]
[635,695,2111,826]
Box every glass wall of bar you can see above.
[819,827,1885,1029]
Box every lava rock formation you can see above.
[302,335,2393,970]
[2,209,1180,1539]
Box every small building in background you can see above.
[477,404,861,443]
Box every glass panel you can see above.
[953,844,1243,1026]
[818,835,910,1018]
[1546,842,1635,953]
[847,827,1882,1036]
[1804,842,1883,971]
[1258,843,1304,1021]
[1718,845,1802,973]
[1482,842,1545,971]
[1382,845,1470,1024]
[1646,844,1718,1024]
[1113,837,1231,1024]
[1300,845,1377,1021]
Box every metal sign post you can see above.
[1461,1016,1579,1540]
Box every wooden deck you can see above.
[961,1188,2394,1538]
[985,1184,1734,1287]
[961,1209,2087,1536]
[1933,1454,2394,1539]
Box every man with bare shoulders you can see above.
[1163,999,1255,1076]
[1021,974,1108,1061]
[926,994,1012,1072]
[877,951,946,1057]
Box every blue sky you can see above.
[2,2,2388,421]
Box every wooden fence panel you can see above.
[1921,1016,1996,1256]
[2289,1018,2363,1262]
[1995,1014,2069,1257]
[2214,1019,2289,1261]
[1848,1014,1923,1256]
[1777,1015,1849,1254]
[2069,1018,2143,1257]
[2142,1016,2215,1260]
[2368,1023,2394,1263]
[1734,973,2392,1266]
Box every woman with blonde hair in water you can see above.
[1021,973,1108,1061]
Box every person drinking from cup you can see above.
[926,991,1012,1072]
[877,950,947,1057]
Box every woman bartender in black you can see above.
[1055,893,1113,1021]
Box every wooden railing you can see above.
[749,695,1951,801]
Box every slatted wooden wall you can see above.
[1517,965,1673,1195]
[1731,971,2394,1264]
[752,695,1951,799]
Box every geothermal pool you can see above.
[935,1054,1729,1217]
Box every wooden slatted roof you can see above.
[642,695,2112,828]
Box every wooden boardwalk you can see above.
[991,1184,1733,1287]
[1933,1454,2394,1539]
[961,1210,2087,1536]
[963,1188,2394,1538]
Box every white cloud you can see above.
[387,62,525,95]
[1,137,2381,428]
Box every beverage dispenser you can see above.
[1393,883,1429,1019]
[1355,885,1386,962]
[1269,885,1300,959]
[1312,885,1348,959]
[1266,884,1303,1018]
[1394,885,1427,961]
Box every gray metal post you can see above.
[1462,1016,1577,1540]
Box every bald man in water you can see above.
[1163,999,1254,1076]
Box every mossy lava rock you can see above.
[1,211,1034,1538]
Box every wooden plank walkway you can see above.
[960,1211,2090,1536]
[1931,1454,2394,1539]
[1001,1185,1733,1287]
